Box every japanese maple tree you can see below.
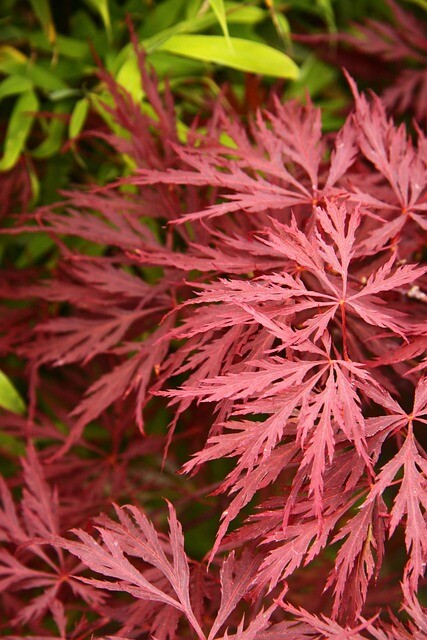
[1,18,426,640]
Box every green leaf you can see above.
[32,103,69,159]
[185,0,203,19]
[209,0,231,46]
[114,4,265,69]
[69,97,90,139]
[48,88,83,101]
[0,47,68,92]
[158,35,298,78]
[315,0,336,32]
[403,0,427,9]
[147,51,204,78]
[116,57,143,102]
[0,91,39,171]
[0,75,33,102]
[139,0,188,37]
[28,162,40,205]
[0,370,25,415]
[0,431,26,456]
[83,0,112,40]
[285,55,337,99]
[29,32,90,60]
[24,62,68,91]
[265,0,292,49]
[29,0,56,45]
[147,4,265,51]
[15,232,55,267]
[0,44,27,68]
[224,4,265,24]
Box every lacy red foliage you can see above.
[1,40,426,639]
[343,0,427,126]
[299,0,427,126]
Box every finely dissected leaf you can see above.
[2,33,427,637]
[342,0,427,125]
[133,98,356,225]
[64,504,278,640]
[208,549,262,639]
[363,425,427,592]
[0,446,104,625]
[326,498,386,621]
[64,502,205,639]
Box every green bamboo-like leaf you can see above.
[147,51,204,78]
[114,4,265,70]
[0,46,67,91]
[266,0,292,49]
[0,91,39,171]
[116,57,143,102]
[24,62,68,91]
[185,0,203,19]
[209,0,231,46]
[145,4,265,52]
[69,97,90,139]
[83,0,112,40]
[28,162,40,206]
[316,0,336,32]
[285,55,337,99]
[32,103,69,159]
[0,370,25,415]
[403,0,427,9]
[158,34,298,78]
[139,0,189,37]
[29,0,56,45]
[224,3,265,24]
[0,44,27,69]
[29,32,90,60]
[0,75,33,102]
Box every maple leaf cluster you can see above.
[303,0,427,126]
[345,0,427,126]
[1,28,427,640]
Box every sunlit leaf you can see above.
[69,97,90,140]
[0,370,26,415]
[141,4,265,54]
[403,0,427,10]
[316,0,336,32]
[0,47,68,91]
[209,0,232,47]
[265,0,292,49]
[29,0,56,45]
[28,32,89,59]
[139,0,188,37]
[158,35,298,78]
[0,75,33,102]
[116,57,143,102]
[0,45,27,66]
[83,0,112,40]
[0,91,39,171]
